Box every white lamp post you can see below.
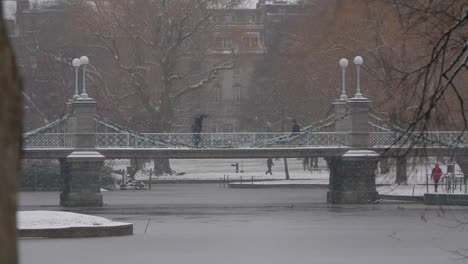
[339,58,348,101]
[353,56,364,98]
[79,56,89,98]
[72,58,81,99]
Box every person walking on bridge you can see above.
[191,115,207,147]
[266,158,274,175]
[431,163,443,193]
[291,119,300,134]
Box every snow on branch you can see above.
[172,60,235,100]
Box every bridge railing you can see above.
[22,131,468,149]
[96,132,349,149]
[370,131,468,147]
[23,133,74,148]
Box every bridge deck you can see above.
[22,131,468,159]
[22,146,468,159]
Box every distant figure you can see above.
[192,115,207,147]
[431,163,443,192]
[291,119,300,133]
[311,157,319,169]
[265,121,272,132]
[266,158,274,175]
[302,157,310,171]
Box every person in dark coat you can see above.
[302,157,310,171]
[431,163,443,192]
[266,158,274,175]
[311,157,318,169]
[192,115,207,147]
[291,119,300,133]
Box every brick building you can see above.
[4,0,307,132]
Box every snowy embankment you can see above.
[17,211,133,238]
[17,211,130,230]
[378,184,467,197]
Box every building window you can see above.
[215,35,223,49]
[225,15,232,24]
[214,83,222,102]
[242,33,260,49]
[223,38,233,49]
[249,15,257,24]
[214,35,233,50]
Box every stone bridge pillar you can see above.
[60,151,104,206]
[60,98,104,207]
[327,96,380,204]
[67,98,97,148]
[333,99,351,133]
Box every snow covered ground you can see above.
[107,158,330,182]
[17,211,130,230]
[378,184,467,196]
[105,157,467,197]
[106,157,461,183]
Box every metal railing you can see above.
[370,131,468,147]
[23,133,74,148]
[95,132,349,149]
[426,173,468,194]
[22,131,468,149]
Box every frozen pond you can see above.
[18,184,468,264]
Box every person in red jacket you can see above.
[431,163,443,192]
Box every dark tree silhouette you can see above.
[0,4,23,264]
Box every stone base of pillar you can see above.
[326,150,380,204]
[60,192,103,207]
[327,191,379,204]
[60,151,105,207]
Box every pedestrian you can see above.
[302,157,310,171]
[265,121,272,132]
[191,115,207,147]
[266,158,274,175]
[312,157,319,169]
[191,118,201,147]
[431,163,443,193]
[291,119,300,133]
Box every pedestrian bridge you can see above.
[22,131,468,159]
[20,91,468,206]
[23,131,468,149]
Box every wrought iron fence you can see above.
[23,131,467,149]
[23,133,74,148]
[370,132,468,147]
[96,132,349,149]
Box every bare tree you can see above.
[386,0,468,134]
[0,4,23,264]
[67,0,241,174]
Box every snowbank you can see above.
[17,211,129,230]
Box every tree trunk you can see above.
[395,157,407,184]
[379,158,391,174]
[153,159,173,176]
[0,13,23,264]
[129,159,147,179]
[283,158,290,180]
